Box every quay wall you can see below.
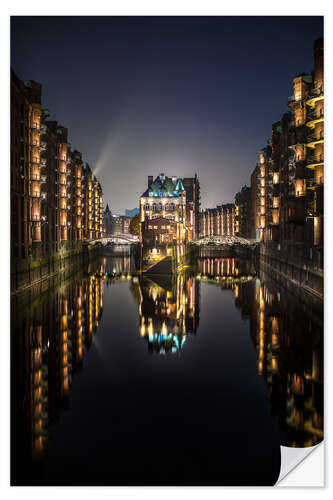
[11,244,102,299]
[256,243,323,303]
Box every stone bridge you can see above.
[88,234,139,246]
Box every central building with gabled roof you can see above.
[139,173,187,247]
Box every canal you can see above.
[11,253,323,486]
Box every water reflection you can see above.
[198,256,255,278]
[11,255,323,485]
[131,273,199,354]
[249,273,323,447]
[12,259,105,470]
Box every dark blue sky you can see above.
[11,16,323,213]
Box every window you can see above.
[145,204,150,211]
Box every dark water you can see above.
[11,254,323,486]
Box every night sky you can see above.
[11,16,323,213]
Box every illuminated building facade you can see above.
[103,203,113,235]
[11,71,104,266]
[182,174,201,240]
[69,150,84,242]
[11,74,43,259]
[108,214,131,235]
[140,174,187,246]
[249,38,324,265]
[199,204,235,238]
[235,185,252,238]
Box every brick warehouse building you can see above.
[249,38,323,266]
[199,204,235,238]
[11,71,104,264]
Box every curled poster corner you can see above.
[276,442,324,486]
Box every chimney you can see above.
[148,175,153,188]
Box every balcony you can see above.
[306,110,324,127]
[39,141,47,151]
[306,89,324,107]
[306,134,324,149]
[40,175,47,183]
[306,154,324,169]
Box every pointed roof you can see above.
[175,178,185,191]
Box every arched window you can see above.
[152,203,156,211]
[158,203,162,212]
[145,204,150,211]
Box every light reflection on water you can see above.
[11,255,323,485]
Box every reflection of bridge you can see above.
[194,236,257,247]
[88,234,139,245]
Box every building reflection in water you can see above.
[12,261,104,466]
[198,256,255,278]
[131,272,200,354]
[191,256,323,448]
[12,255,323,481]
[250,274,323,447]
[232,267,323,448]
